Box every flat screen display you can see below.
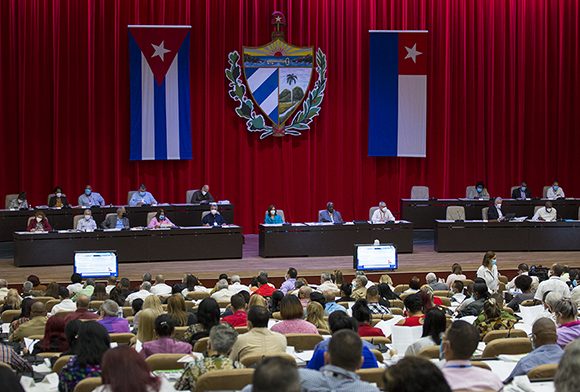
[74,251,118,278]
[353,244,398,271]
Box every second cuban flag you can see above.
[368,31,428,157]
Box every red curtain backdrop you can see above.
[1,0,579,232]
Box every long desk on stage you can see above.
[259,221,413,257]
[435,220,580,252]
[0,204,234,242]
[13,226,243,266]
[402,198,580,229]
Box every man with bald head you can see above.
[190,184,215,204]
[506,317,564,381]
[64,294,99,323]
[10,302,47,341]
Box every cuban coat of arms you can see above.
[226,11,327,138]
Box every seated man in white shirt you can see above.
[532,201,557,222]
[317,272,339,293]
[50,286,77,316]
[546,181,565,199]
[228,275,250,294]
[506,263,540,292]
[534,264,571,302]
[67,273,84,296]
[105,277,117,295]
[126,281,153,304]
[211,279,233,302]
[150,274,172,296]
[371,201,395,223]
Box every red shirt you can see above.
[358,323,385,337]
[64,309,99,323]
[253,284,276,298]
[400,315,424,326]
[222,310,247,327]
[433,297,443,306]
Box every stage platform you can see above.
[1,232,579,287]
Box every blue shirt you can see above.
[307,338,378,371]
[78,192,105,207]
[129,191,157,207]
[325,302,347,315]
[507,344,564,381]
[115,218,125,229]
[264,214,283,224]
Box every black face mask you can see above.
[328,208,334,213]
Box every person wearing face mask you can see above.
[466,181,490,200]
[202,203,225,226]
[27,211,52,232]
[48,186,70,208]
[371,201,395,223]
[264,204,283,224]
[129,184,158,207]
[532,201,557,221]
[190,184,215,204]
[148,208,176,228]
[319,202,343,223]
[101,207,130,229]
[9,192,29,210]
[546,180,565,200]
[486,197,505,221]
[476,251,499,293]
[77,209,97,232]
[511,181,532,200]
[78,185,105,207]
[554,298,580,347]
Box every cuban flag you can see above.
[368,31,428,157]
[128,25,192,160]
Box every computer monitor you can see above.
[353,243,398,271]
[74,251,118,278]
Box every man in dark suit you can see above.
[202,203,225,226]
[319,202,343,223]
[511,181,532,200]
[190,184,215,204]
[487,197,505,221]
[101,207,130,229]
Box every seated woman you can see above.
[97,300,130,334]
[554,298,580,348]
[141,314,192,358]
[1,289,22,313]
[351,299,385,337]
[405,308,446,356]
[446,263,467,288]
[264,204,284,224]
[95,345,175,392]
[175,324,243,391]
[306,301,329,331]
[336,283,355,303]
[397,293,425,326]
[58,321,110,392]
[134,295,164,329]
[271,295,318,334]
[9,192,29,210]
[378,282,400,303]
[147,209,176,229]
[48,186,70,208]
[456,279,489,318]
[91,284,109,301]
[27,211,52,232]
[132,308,158,346]
[474,298,517,340]
[183,298,221,347]
[31,316,68,355]
[167,294,197,327]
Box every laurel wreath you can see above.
[225,48,327,139]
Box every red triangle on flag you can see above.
[129,26,190,85]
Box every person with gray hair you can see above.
[98,300,130,333]
[202,202,226,226]
[150,274,172,296]
[126,281,153,304]
[211,279,233,302]
[554,339,580,392]
[318,272,339,294]
[352,276,368,300]
[22,281,34,297]
[426,272,449,291]
[371,201,395,223]
[142,272,152,283]
[228,275,251,295]
[487,197,505,221]
[554,298,580,347]
[72,278,96,301]
[0,279,9,301]
[175,324,241,391]
[101,206,130,229]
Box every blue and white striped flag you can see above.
[128,25,192,160]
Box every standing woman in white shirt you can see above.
[477,251,499,294]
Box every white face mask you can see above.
[381,207,387,212]
[497,204,502,209]
[270,210,276,215]
[202,191,207,195]
[211,209,217,215]
[36,217,42,222]
[56,193,62,198]
[84,215,91,220]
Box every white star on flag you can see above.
[404,43,423,63]
[151,41,171,61]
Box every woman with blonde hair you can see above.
[134,295,164,328]
[306,301,329,331]
[379,274,394,288]
[248,294,267,308]
[133,308,158,345]
[167,294,196,326]
[1,289,22,312]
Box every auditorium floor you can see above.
[0,231,579,285]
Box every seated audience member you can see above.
[222,293,248,327]
[554,339,580,392]
[0,279,9,301]
[352,276,368,300]
[142,314,192,358]
[61,320,82,356]
[279,267,298,295]
[31,316,68,355]
[148,209,176,229]
[406,308,446,356]
[506,317,564,381]
[384,356,451,392]
[150,274,172,296]
[78,185,105,207]
[337,283,355,302]
[126,281,153,304]
[10,302,47,342]
[58,321,110,392]
[176,324,242,390]
[467,181,490,199]
[64,295,99,323]
[397,293,425,326]
[319,201,343,223]
[166,295,196,327]
[108,278,131,306]
[474,298,518,339]
[252,275,276,298]
[323,290,347,315]
[301,330,380,391]
[306,301,329,331]
[248,294,268,309]
[9,192,29,209]
[371,201,395,223]
[512,181,532,200]
[450,281,466,304]
[71,279,96,301]
[181,274,210,296]
[133,308,157,346]
[131,298,144,317]
[532,201,558,222]
[101,207,130,229]
[507,263,539,292]
[535,263,571,301]
[228,275,250,295]
[456,280,490,318]
[298,285,313,308]
[272,295,318,334]
[229,306,287,362]
[264,204,284,224]
[9,298,34,334]
[77,208,97,231]
[441,320,504,391]
[318,272,339,293]
[268,289,283,314]
[445,263,467,288]
[507,275,535,312]
[27,211,52,232]
[190,184,214,204]
[211,279,233,302]
[98,300,130,333]
[21,281,34,298]
[404,276,422,294]
[307,311,378,371]
[426,272,449,291]
[27,274,47,293]
[1,288,21,313]
[67,273,84,296]
[129,184,157,207]
[554,298,580,347]
[92,283,108,301]
[242,356,300,392]
[0,342,32,373]
[366,286,390,314]
[351,300,385,337]
[184,298,221,346]
[48,186,70,208]
[202,202,225,226]
[546,180,565,199]
[379,274,395,289]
